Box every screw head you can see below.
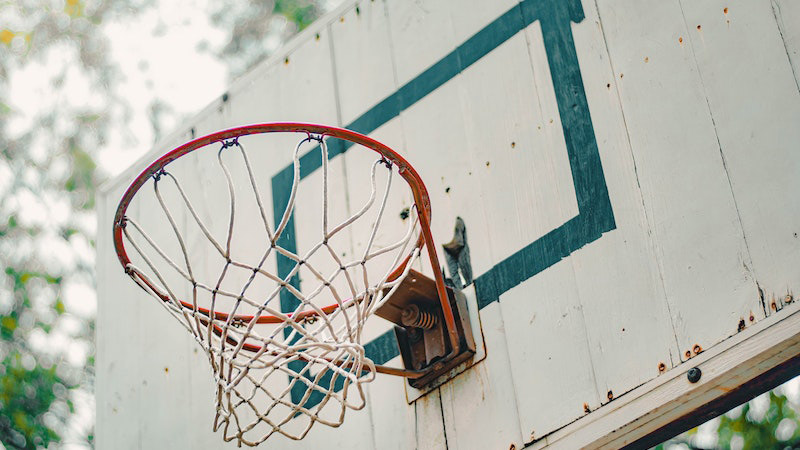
[687,367,702,383]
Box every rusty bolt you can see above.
[771,301,777,311]
[401,304,422,327]
[687,367,702,383]
[685,350,692,359]
[786,295,793,304]
[607,390,614,401]
[583,402,591,414]
[407,328,422,343]
[658,362,667,373]
[693,344,703,355]
[738,318,746,332]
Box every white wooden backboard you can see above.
[96,0,800,448]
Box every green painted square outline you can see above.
[270,0,616,404]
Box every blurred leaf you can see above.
[65,0,84,18]
[0,352,64,448]
[0,29,14,45]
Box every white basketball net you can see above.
[119,134,421,445]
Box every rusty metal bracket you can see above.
[375,269,476,388]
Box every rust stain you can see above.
[658,362,667,373]
[511,141,516,148]
[679,36,684,44]
[696,25,702,31]
[724,7,729,14]
[644,56,649,63]
[684,350,692,359]
[749,311,755,322]
[785,294,793,304]
[583,402,591,414]
[693,344,703,356]
[607,390,614,401]
[737,318,746,332]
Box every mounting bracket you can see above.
[375,269,476,388]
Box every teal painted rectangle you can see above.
[270,0,615,404]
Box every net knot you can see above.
[220,137,239,150]
[305,132,324,143]
[379,157,393,169]
[152,169,167,182]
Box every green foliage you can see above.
[656,385,800,449]
[0,0,148,447]
[274,0,318,30]
[208,0,323,77]
[715,391,800,449]
[0,352,66,449]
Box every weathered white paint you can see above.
[528,300,800,449]
[97,0,800,448]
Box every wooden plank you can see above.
[366,355,417,450]
[96,186,144,450]
[415,388,448,450]
[564,0,678,402]
[384,0,457,88]
[329,0,397,126]
[384,1,571,445]
[678,0,800,311]
[446,15,595,440]
[594,0,760,358]
[382,3,531,448]
[440,303,525,449]
[529,301,800,449]
[500,263,599,442]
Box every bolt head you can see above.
[687,367,702,383]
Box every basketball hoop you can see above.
[112,123,474,444]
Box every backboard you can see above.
[96,0,800,448]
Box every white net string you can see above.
[119,134,421,445]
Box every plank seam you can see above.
[770,0,800,95]
[438,388,450,450]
